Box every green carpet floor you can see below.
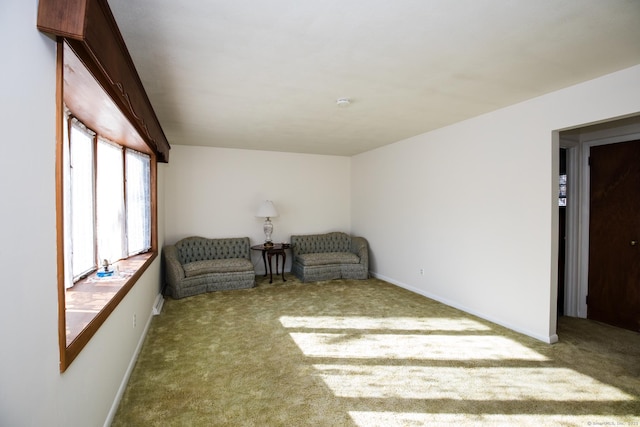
[112,275,640,426]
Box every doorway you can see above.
[557,148,567,317]
[558,115,640,332]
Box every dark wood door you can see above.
[588,140,640,332]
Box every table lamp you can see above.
[256,200,278,247]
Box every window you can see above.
[126,150,152,256]
[39,0,170,372]
[64,117,151,287]
[57,41,160,372]
[63,113,156,358]
[67,120,96,281]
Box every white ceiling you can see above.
[107,0,640,156]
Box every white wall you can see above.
[352,64,640,343]
[0,1,165,426]
[164,145,351,273]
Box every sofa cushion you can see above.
[297,252,360,266]
[176,236,250,263]
[183,258,253,277]
[292,232,352,255]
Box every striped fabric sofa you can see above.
[163,236,255,299]
[290,232,369,282]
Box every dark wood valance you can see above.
[37,0,170,162]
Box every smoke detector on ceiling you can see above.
[336,98,351,107]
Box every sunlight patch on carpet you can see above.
[289,333,548,360]
[348,412,640,427]
[315,365,634,401]
[279,316,491,331]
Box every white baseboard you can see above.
[103,293,161,427]
[371,272,558,344]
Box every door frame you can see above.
[559,117,640,319]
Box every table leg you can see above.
[267,252,274,283]
[281,250,286,282]
[260,250,267,277]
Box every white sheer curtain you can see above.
[126,149,151,255]
[64,117,152,286]
[67,119,96,283]
[96,138,125,264]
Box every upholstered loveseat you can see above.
[163,236,255,299]
[290,232,369,282]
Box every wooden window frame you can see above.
[40,0,170,372]
[57,41,159,371]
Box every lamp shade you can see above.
[256,200,278,218]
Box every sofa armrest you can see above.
[351,237,369,268]
[291,235,304,258]
[163,245,185,288]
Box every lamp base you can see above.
[264,241,274,248]
[263,217,274,244]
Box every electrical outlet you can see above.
[133,314,137,328]
[419,268,424,275]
